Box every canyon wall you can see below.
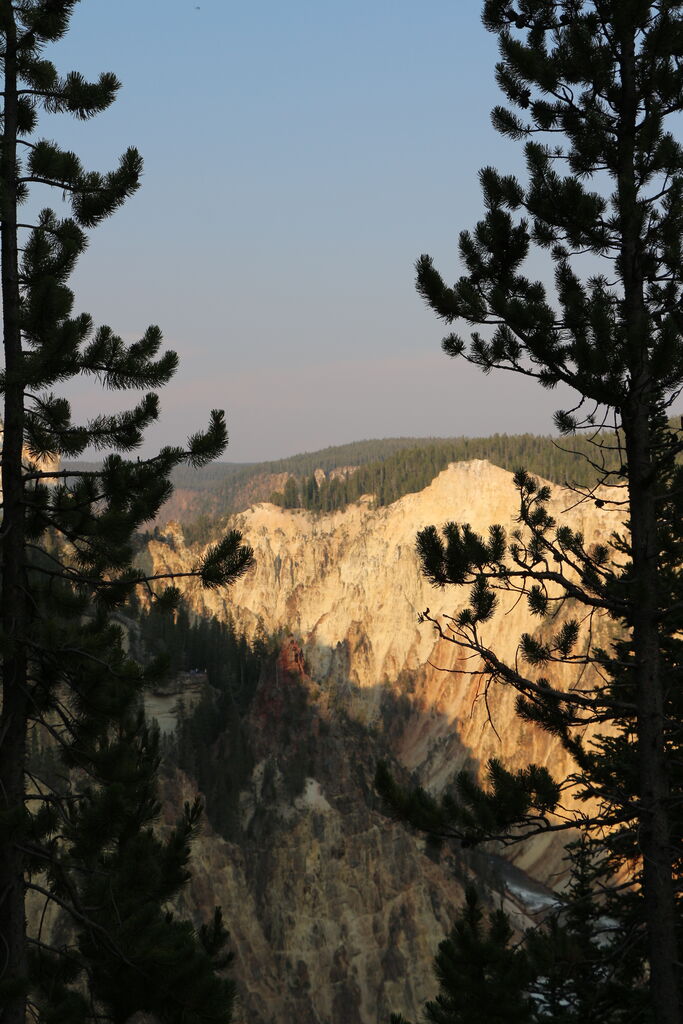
[149,460,623,1022]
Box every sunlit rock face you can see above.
[149,460,622,1024]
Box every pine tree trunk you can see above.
[624,407,680,1024]
[0,8,29,1023]
[618,24,680,1024]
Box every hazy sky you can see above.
[43,0,581,462]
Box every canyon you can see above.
[148,460,623,1024]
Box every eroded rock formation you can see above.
[149,460,622,1023]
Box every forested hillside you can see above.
[132,600,278,838]
[140,430,633,536]
[71,429,632,540]
[72,431,626,540]
[268,432,621,512]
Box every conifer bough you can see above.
[381,3,683,1022]
[0,3,253,1022]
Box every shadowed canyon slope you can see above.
[149,460,623,1023]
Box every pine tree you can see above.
[393,844,647,1024]
[0,4,254,1022]
[525,838,648,1024]
[382,3,683,1021]
[390,886,533,1024]
[282,474,300,509]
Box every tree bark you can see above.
[618,23,680,1024]
[624,409,680,1024]
[0,8,29,1023]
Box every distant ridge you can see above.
[66,431,623,538]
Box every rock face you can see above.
[149,460,623,1023]
[166,642,470,1024]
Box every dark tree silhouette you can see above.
[0,3,253,1021]
[381,4,683,1022]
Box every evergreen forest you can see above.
[267,431,624,512]
[131,600,278,840]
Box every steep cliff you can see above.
[164,641,476,1024]
[148,460,622,1022]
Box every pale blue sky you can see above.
[43,0,578,461]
